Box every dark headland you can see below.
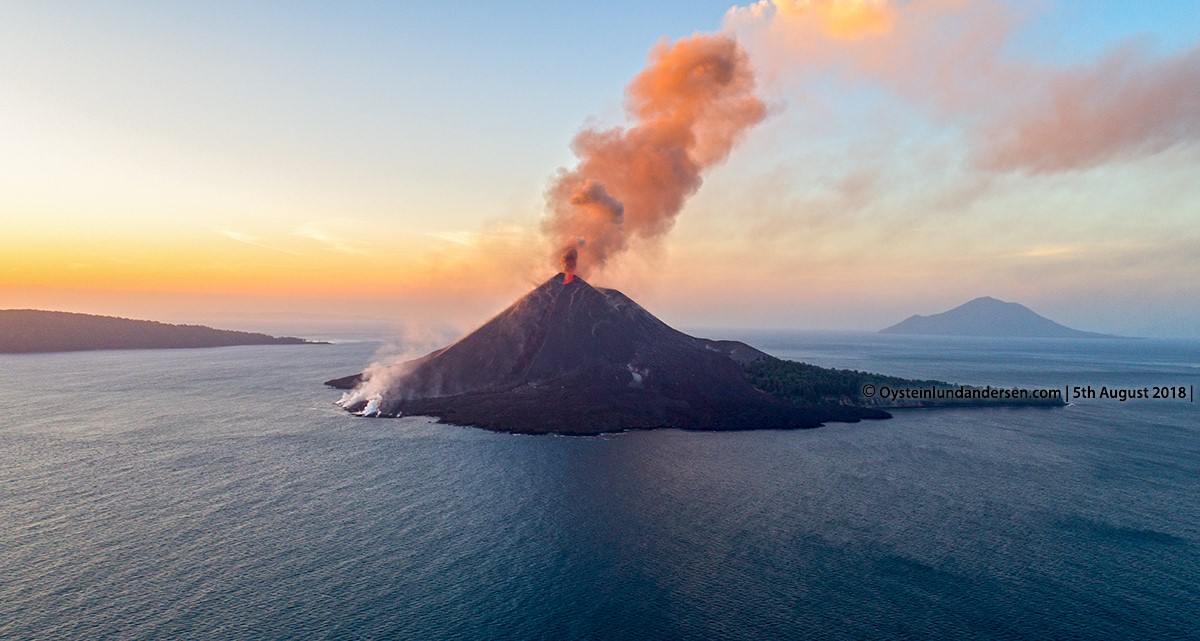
[881,296,1118,338]
[328,275,1061,435]
[0,309,324,354]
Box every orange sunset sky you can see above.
[3,1,1198,338]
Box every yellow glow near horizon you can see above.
[0,222,544,299]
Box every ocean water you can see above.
[1,334,1197,640]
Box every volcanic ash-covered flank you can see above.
[329,274,887,435]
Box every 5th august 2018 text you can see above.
[1068,385,1194,402]
[860,384,1194,403]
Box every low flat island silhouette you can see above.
[0,310,325,353]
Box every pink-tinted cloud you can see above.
[725,0,1200,173]
[977,44,1200,172]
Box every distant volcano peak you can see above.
[881,296,1118,338]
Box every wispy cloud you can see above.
[424,225,535,248]
[217,229,302,255]
[1018,245,1078,258]
[424,231,475,245]
[292,220,369,255]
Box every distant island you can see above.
[880,296,1118,339]
[0,309,325,354]
[327,276,1062,436]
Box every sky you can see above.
[2,1,1198,338]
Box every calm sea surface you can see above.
[1,333,1197,640]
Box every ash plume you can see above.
[544,33,767,278]
[569,179,624,224]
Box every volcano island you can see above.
[328,274,1061,434]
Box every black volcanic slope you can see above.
[880,296,1116,338]
[330,274,890,434]
[0,309,321,354]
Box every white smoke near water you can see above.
[335,323,454,416]
[335,357,412,416]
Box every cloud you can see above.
[724,0,1200,173]
[292,220,368,255]
[219,229,256,245]
[975,44,1200,173]
[1017,245,1078,259]
[725,0,898,40]
[218,229,301,255]
[424,231,474,245]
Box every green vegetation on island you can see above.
[743,356,1064,408]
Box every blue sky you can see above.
[2,1,1198,337]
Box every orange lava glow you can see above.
[562,247,578,284]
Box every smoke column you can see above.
[545,34,767,279]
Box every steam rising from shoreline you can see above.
[544,33,767,278]
[335,324,454,415]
